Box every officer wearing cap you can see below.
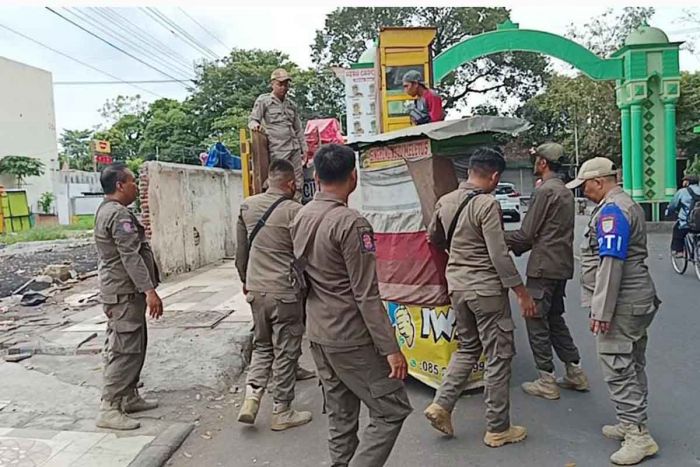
[249,68,307,201]
[402,70,445,125]
[94,163,162,431]
[506,143,589,401]
[569,157,660,465]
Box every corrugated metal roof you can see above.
[350,116,531,148]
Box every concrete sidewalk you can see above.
[0,260,252,467]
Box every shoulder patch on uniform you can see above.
[596,202,630,260]
[357,226,376,253]
[117,218,136,234]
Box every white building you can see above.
[0,56,58,213]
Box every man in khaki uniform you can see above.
[235,159,312,431]
[505,143,589,400]
[291,144,412,467]
[423,147,534,447]
[94,163,162,430]
[569,157,660,465]
[249,68,306,201]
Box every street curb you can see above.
[128,422,194,467]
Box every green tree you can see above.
[0,155,45,186]
[58,129,93,171]
[686,155,700,177]
[139,99,202,163]
[93,113,146,161]
[311,7,550,111]
[38,192,55,214]
[517,75,621,163]
[98,95,148,127]
[293,68,346,123]
[566,7,655,57]
[677,71,700,161]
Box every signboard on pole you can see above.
[94,154,113,165]
[91,140,112,167]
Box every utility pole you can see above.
[572,105,580,170]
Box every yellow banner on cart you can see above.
[386,302,485,390]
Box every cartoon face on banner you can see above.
[385,302,485,390]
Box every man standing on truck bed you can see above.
[249,68,306,202]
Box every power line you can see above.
[147,8,220,60]
[96,7,196,72]
[140,7,213,60]
[45,6,192,86]
[85,7,194,75]
[177,7,229,51]
[55,79,194,85]
[0,21,165,98]
[64,7,195,81]
[141,7,219,60]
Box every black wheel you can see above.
[671,246,688,274]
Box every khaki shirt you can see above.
[428,181,523,294]
[290,192,399,356]
[235,188,301,295]
[580,186,658,321]
[505,176,574,280]
[94,200,159,299]
[249,93,306,158]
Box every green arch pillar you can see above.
[613,26,682,219]
[620,106,632,193]
[630,104,644,200]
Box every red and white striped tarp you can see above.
[358,164,449,306]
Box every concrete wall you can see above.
[52,170,102,224]
[141,161,243,277]
[0,57,58,213]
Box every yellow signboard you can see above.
[92,140,111,154]
[387,302,485,390]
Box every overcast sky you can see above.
[0,5,698,136]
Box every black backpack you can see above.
[687,187,700,232]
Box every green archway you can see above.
[433,20,683,220]
[434,20,623,82]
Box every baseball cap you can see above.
[402,70,424,85]
[533,143,565,163]
[565,157,618,189]
[271,68,292,82]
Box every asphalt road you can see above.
[170,227,700,467]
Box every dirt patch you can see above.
[0,242,97,298]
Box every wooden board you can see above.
[251,131,270,195]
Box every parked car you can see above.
[495,182,521,222]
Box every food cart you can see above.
[350,116,531,389]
